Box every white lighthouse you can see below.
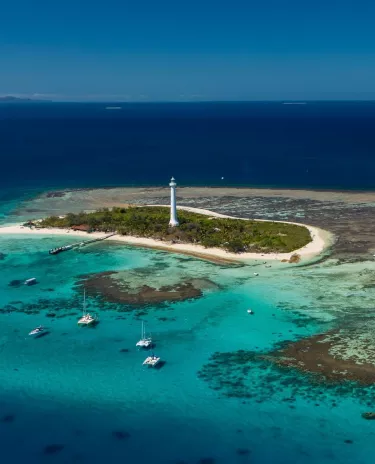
[169,177,179,227]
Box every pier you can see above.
[49,233,116,255]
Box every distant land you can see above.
[0,95,51,102]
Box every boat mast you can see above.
[83,288,86,315]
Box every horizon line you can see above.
[2,97,375,104]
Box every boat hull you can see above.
[143,356,161,367]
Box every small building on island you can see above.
[71,224,91,232]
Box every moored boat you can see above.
[77,289,98,326]
[136,321,152,348]
[29,325,44,336]
[143,354,161,367]
[78,313,98,325]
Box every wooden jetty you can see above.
[49,233,116,255]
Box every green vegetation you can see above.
[39,206,311,254]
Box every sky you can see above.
[1,0,375,101]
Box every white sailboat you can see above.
[29,325,45,336]
[136,321,152,348]
[78,289,98,326]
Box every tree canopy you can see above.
[39,206,311,254]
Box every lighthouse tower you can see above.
[169,177,179,227]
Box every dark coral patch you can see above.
[112,430,131,440]
[236,448,251,456]
[197,346,375,406]
[44,444,65,454]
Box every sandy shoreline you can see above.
[0,205,333,264]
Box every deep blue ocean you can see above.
[1,101,375,194]
[1,102,375,464]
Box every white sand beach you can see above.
[0,205,333,264]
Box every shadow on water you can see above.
[35,331,51,339]
[78,321,100,329]
[154,360,166,370]
[8,280,23,288]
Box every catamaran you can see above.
[143,352,161,367]
[136,321,152,348]
[29,325,45,336]
[77,289,98,326]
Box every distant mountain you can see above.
[0,95,51,102]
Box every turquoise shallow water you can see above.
[1,234,375,464]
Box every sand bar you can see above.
[40,186,375,205]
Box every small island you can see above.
[0,95,51,102]
[0,178,331,263]
[39,206,311,254]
